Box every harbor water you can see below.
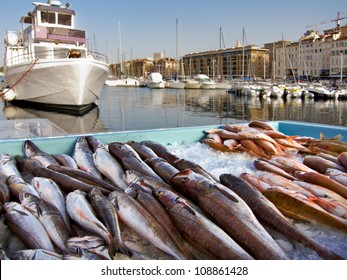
[1,86,347,138]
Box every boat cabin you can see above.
[4,1,89,67]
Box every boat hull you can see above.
[4,59,109,106]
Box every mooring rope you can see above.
[0,57,39,97]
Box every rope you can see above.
[0,57,39,97]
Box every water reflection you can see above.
[1,86,347,137]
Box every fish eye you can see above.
[181,177,189,183]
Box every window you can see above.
[58,14,72,26]
[41,11,56,24]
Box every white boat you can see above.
[183,78,201,89]
[193,74,217,89]
[146,72,166,89]
[165,79,185,89]
[105,77,140,87]
[1,1,108,111]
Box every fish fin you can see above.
[178,200,196,216]
[13,208,29,216]
[117,242,134,258]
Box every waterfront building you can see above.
[181,44,270,81]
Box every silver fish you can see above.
[66,236,111,260]
[7,175,40,199]
[109,191,187,260]
[0,154,22,180]
[19,193,71,253]
[3,202,54,251]
[88,188,132,256]
[52,153,78,169]
[11,249,63,260]
[0,175,10,206]
[72,136,103,179]
[66,190,114,253]
[31,176,71,231]
[23,140,59,167]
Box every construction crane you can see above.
[305,12,347,30]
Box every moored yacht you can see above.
[146,72,166,89]
[1,1,109,111]
[193,74,217,89]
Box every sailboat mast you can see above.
[176,17,179,73]
[118,21,123,74]
[242,27,245,79]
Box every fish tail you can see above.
[117,242,134,258]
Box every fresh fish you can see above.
[315,197,347,219]
[72,136,103,179]
[273,156,317,173]
[52,154,78,169]
[303,156,346,173]
[23,140,59,167]
[125,183,194,259]
[220,173,343,260]
[0,175,10,207]
[275,137,309,151]
[48,165,119,192]
[19,193,71,253]
[240,139,269,158]
[11,249,63,260]
[88,188,132,257]
[223,139,239,149]
[85,135,107,152]
[170,169,289,260]
[326,168,347,187]
[7,175,40,199]
[0,154,22,179]
[14,156,42,180]
[239,172,272,192]
[153,188,254,260]
[124,170,174,191]
[248,120,275,131]
[202,138,238,153]
[338,151,347,169]
[140,140,171,158]
[127,140,158,160]
[294,171,347,199]
[253,158,297,180]
[31,176,71,231]
[253,139,283,156]
[263,186,347,234]
[3,202,54,251]
[317,153,340,165]
[66,236,111,260]
[32,166,110,195]
[109,191,188,260]
[91,144,128,190]
[294,180,347,207]
[173,158,219,183]
[108,142,163,181]
[145,157,179,184]
[66,190,114,255]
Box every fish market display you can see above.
[0,121,347,260]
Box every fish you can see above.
[201,138,238,153]
[23,140,59,167]
[220,173,343,260]
[274,137,309,151]
[326,168,347,188]
[239,139,269,158]
[294,180,347,207]
[254,139,282,156]
[31,176,71,231]
[92,144,128,190]
[33,166,110,195]
[66,190,115,257]
[145,157,179,184]
[19,193,71,253]
[173,158,219,183]
[248,120,275,131]
[52,154,78,169]
[3,201,55,251]
[0,175,10,207]
[14,156,42,180]
[153,188,254,260]
[140,140,171,158]
[272,156,317,173]
[11,249,63,260]
[303,156,347,173]
[0,154,22,180]
[48,165,119,192]
[127,140,158,160]
[263,186,347,234]
[65,236,111,260]
[109,190,188,260]
[170,169,289,260]
[125,183,194,259]
[294,171,347,199]
[317,152,340,165]
[7,175,40,199]
[108,142,163,181]
[88,188,132,257]
[338,152,347,169]
[314,197,347,219]
[72,136,103,179]
[253,158,297,180]
[239,172,273,192]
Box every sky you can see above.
[0,0,346,65]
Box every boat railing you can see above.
[6,49,108,67]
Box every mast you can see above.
[175,17,179,77]
[242,27,245,79]
[118,21,123,75]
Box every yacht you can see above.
[193,74,217,89]
[146,72,166,89]
[105,76,140,87]
[1,1,109,111]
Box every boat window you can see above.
[41,11,56,24]
[58,14,72,26]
